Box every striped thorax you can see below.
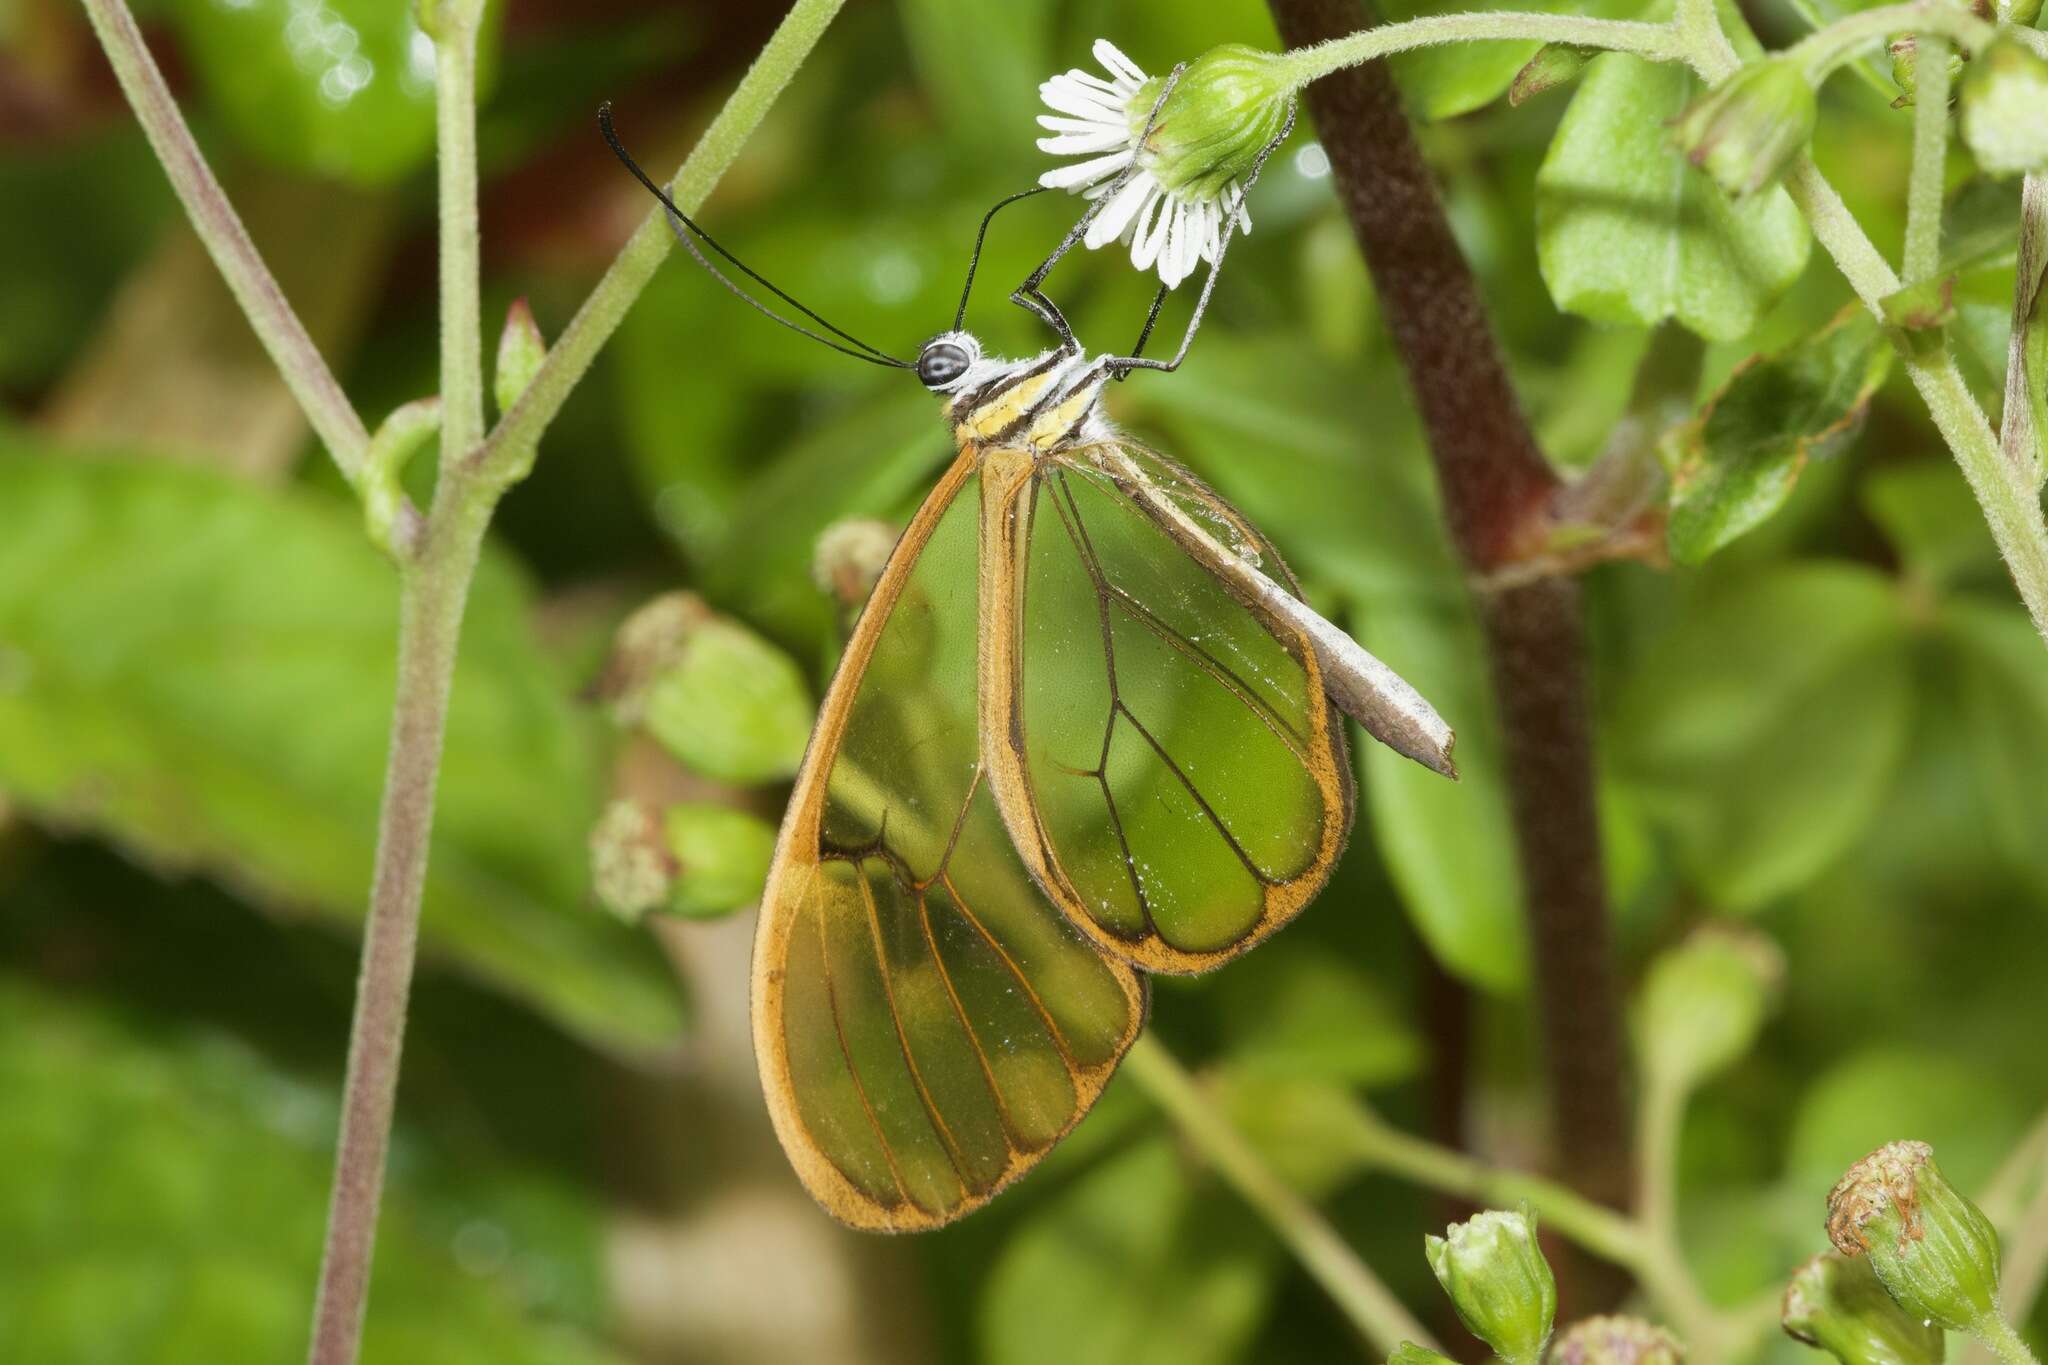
[916,331,1114,455]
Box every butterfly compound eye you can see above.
[916,341,972,390]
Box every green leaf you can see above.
[1666,310,1890,564]
[1379,0,1640,120]
[1786,1047,2027,1194]
[1943,602,2048,890]
[1353,593,1529,994]
[1536,56,1810,341]
[0,979,628,1365]
[978,1139,1276,1365]
[1212,939,1424,1087]
[1861,460,2000,590]
[1613,563,1912,909]
[0,446,680,1051]
[162,0,499,187]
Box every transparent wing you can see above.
[753,450,1145,1232]
[985,439,1356,974]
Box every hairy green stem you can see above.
[1902,36,1951,285]
[472,0,849,485]
[2000,175,2046,479]
[304,9,487,1363]
[77,0,369,482]
[435,2,487,472]
[1276,11,1684,88]
[1683,22,2048,648]
[1787,0,1994,80]
[1123,1037,1437,1357]
[1977,1314,2044,1365]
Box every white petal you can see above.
[1092,38,1147,84]
[1182,210,1207,279]
[1195,200,1221,263]
[1040,150,1132,191]
[1060,68,1123,96]
[1040,82,1125,122]
[1131,193,1171,270]
[1037,114,1121,135]
[1037,129,1133,155]
[1086,172,1157,247]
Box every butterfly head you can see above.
[915,332,982,393]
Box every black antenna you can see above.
[597,103,912,369]
[954,185,1051,331]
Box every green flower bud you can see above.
[1391,1344,1462,1365]
[1959,37,2048,177]
[588,800,777,923]
[1783,1252,1946,1365]
[1886,35,1966,109]
[1633,925,1785,1094]
[1548,1316,1685,1365]
[592,593,814,785]
[1996,0,2041,28]
[1671,57,1819,198]
[1143,44,1296,199]
[494,297,547,417]
[1425,1206,1558,1365]
[1510,44,1594,106]
[1827,1141,2004,1335]
[660,802,777,919]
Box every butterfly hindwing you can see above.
[981,439,1355,974]
[753,449,1146,1232]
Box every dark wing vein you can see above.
[815,887,911,1206]
[1114,701,1275,887]
[1105,586,1311,761]
[855,869,974,1186]
[938,869,1090,1083]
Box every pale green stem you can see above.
[472,0,850,486]
[1342,1099,1721,1349]
[1680,18,2048,649]
[304,10,488,1363]
[1277,11,1684,88]
[1121,1037,1438,1357]
[76,0,369,482]
[435,2,487,472]
[1999,175,2046,480]
[1903,35,1951,286]
[1785,0,1994,81]
[301,2,847,1359]
[1976,1313,2043,1365]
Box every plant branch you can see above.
[1122,1037,1437,1356]
[471,0,849,486]
[77,0,370,483]
[1268,0,1635,1273]
[305,9,488,1363]
[1977,1315,2043,1365]
[1276,10,1685,88]
[1785,0,1995,80]
[1902,36,1950,286]
[2000,174,2046,480]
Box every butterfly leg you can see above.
[1104,103,1298,379]
[1010,64,1188,352]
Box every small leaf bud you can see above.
[1425,1206,1558,1365]
[1783,1251,1946,1365]
[1959,37,2048,177]
[1671,58,1819,198]
[1633,924,1785,1095]
[1827,1141,2004,1335]
[1510,44,1594,106]
[1549,1316,1685,1365]
[494,298,547,417]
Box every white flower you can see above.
[1036,39,1253,290]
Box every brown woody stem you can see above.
[1266,0,1633,1237]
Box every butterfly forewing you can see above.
[754,450,1145,1232]
[983,439,1355,974]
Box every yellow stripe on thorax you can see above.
[959,367,1063,440]
[1027,377,1104,451]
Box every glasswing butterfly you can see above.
[599,78,1454,1231]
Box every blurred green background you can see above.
[1,0,2045,1361]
